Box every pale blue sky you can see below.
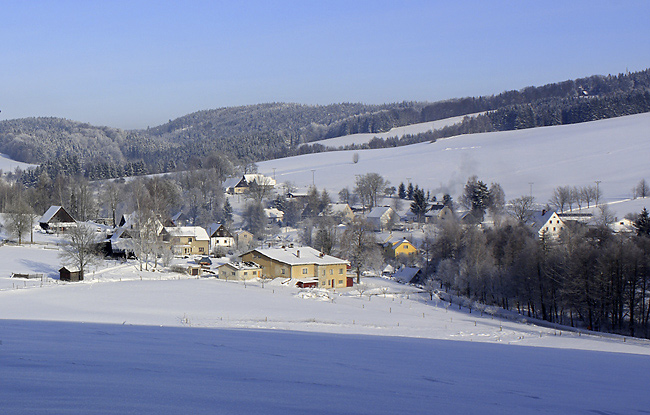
[2,1,649,129]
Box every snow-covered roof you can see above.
[249,246,348,266]
[219,261,261,271]
[392,267,421,284]
[163,226,209,241]
[39,206,74,224]
[222,177,242,190]
[367,206,393,219]
[243,174,276,187]
[529,210,558,231]
[329,203,352,214]
[264,208,284,219]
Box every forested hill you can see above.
[3,68,650,184]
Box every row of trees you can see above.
[421,210,650,338]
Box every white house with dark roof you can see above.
[207,223,235,250]
[529,210,565,238]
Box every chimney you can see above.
[296,250,300,258]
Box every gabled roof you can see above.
[329,203,353,215]
[207,223,233,238]
[163,226,209,241]
[39,206,75,224]
[392,267,421,284]
[243,174,276,187]
[223,177,244,190]
[367,206,394,219]
[264,208,284,219]
[529,210,558,231]
[247,246,348,266]
[219,261,261,271]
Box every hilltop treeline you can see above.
[2,68,649,185]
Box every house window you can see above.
[330,269,333,275]
[302,268,308,274]
[244,271,248,276]
[253,271,257,275]
[199,247,204,252]
[339,269,343,274]
[188,237,193,242]
[281,269,286,275]
[338,280,343,285]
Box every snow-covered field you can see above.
[306,113,483,148]
[0,153,36,172]
[1,240,649,414]
[261,113,650,209]
[4,114,650,413]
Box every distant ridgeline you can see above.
[2,68,649,186]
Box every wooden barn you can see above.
[59,266,83,282]
[39,206,76,233]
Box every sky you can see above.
[2,1,649,130]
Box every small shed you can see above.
[59,266,83,282]
[295,278,318,288]
[188,265,202,276]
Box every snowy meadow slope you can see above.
[305,113,483,148]
[1,241,650,414]
[4,113,650,413]
[261,112,650,205]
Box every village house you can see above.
[391,266,423,285]
[217,261,262,281]
[366,206,399,232]
[529,210,565,238]
[223,174,276,195]
[161,226,210,256]
[610,217,635,233]
[264,207,284,226]
[240,246,349,289]
[39,206,76,233]
[327,203,355,223]
[384,238,418,258]
[207,223,235,250]
[234,229,254,250]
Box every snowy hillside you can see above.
[260,113,650,208]
[0,153,36,172]
[306,113,483,148]
[1,238,650,414]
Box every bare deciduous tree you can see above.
[340,218,379,283]
[355,173,387,210]
[5,199,34,245]
[507,196,536,223]
[59,223,100,280]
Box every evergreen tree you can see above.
[398,182,406,199]
[410,188,428,223]
[223,199,233,224]
[407,183,414,200]
[634,208,650,236]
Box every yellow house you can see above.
[241,246,349,289]
[162,226,210,256]
[217,262,262,281]
[386,238,418,258]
